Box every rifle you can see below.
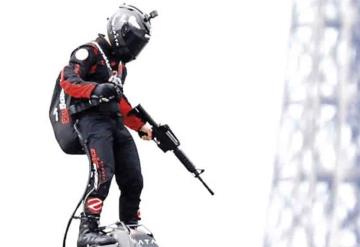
[131,104,214,195]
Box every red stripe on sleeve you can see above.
[118,97,144,131]
[59,64,96,99]
[60,79,96,99]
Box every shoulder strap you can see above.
[90,41,125,89]
[90,41,112,77]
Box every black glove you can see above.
[91,83,122,103]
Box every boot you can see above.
[77,214,117,247]
[123,210,141,228]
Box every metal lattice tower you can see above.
[264,0,360,246]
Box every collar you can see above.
[95,34,113,58]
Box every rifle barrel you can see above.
[174,148,214,195]
[197,175,215,196]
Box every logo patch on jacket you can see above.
[75,48,89,60]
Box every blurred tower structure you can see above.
[264,0,360,246]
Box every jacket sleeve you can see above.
[118,96,145,131]
[60,45,98,99]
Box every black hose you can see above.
[62,121,95,247]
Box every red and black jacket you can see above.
[60,34,144,131]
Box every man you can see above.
[59,5,157,247]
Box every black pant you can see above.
[77,112,143,223]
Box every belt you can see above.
[69,101,120,115]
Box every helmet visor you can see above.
[121,24,150,60]
[108,8,151,62]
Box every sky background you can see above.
[0,0,291,246]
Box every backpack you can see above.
[49,75,85,155]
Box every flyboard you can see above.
[92,222,158,247]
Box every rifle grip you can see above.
[138,130,147,138]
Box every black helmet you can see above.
[107,4,158,63]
